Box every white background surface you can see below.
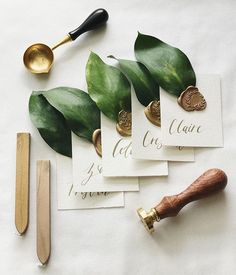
[0,0,236,274]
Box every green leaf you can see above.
[135,33,196,96]
[86,52,131,122]
[42,87,100,142]
[109,56,159,107]
[29,92,72,157]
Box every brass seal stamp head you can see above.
[137,208,160,233]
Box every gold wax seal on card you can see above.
[92,129,102,157]
[144,100,161,127]
[116,110,132,136]
[177,86,207,111]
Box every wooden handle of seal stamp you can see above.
[15,133,30,235]
[155,169,227,220]
[37,160,51,265]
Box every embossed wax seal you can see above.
[177,86,207,112]
[144,100,161,127]
[92,129,102,157]
[116,110,132,136]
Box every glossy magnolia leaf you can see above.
[86,52,131,122]
[29,92,72,157]
[135,33,196,96]
[109,56,159,107]
[42,87,100,142]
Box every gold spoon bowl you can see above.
[23,9,109,74]
[23,43,54,74]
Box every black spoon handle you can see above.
[68,8,109,40]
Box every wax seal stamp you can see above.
[144,100,161,127]
[92,129,102,157]
[137,168,227,233]
[116,110,132,136]
[178,86,207,111]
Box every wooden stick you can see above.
[37,160,51,265]
[15,133,30,235]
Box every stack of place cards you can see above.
[56,74,223,210]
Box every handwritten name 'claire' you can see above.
[169,119,202,135]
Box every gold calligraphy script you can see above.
[142,130,184,151]
[142,130,162,149]
[80,192,109,199]
[169,119,202,135]
[81,162,103,186]
[112,138,132,158]
[68,183,109,199]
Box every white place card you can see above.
[160,74,223,147]
[131,90,194,161]
[56,154,124,209]
[101,113,168,177]
[72,134,139,192]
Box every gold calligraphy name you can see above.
[169,119,202,135]
[142,130,162,149]
[80,192,109,199]
[112,138,132,158]
[81,162,103,186]
[68,184,109,199]
[142,130,184,151]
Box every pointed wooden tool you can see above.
[37,160,51,265]
[15,133,30,235]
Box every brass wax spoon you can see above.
[23,8,109,74]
